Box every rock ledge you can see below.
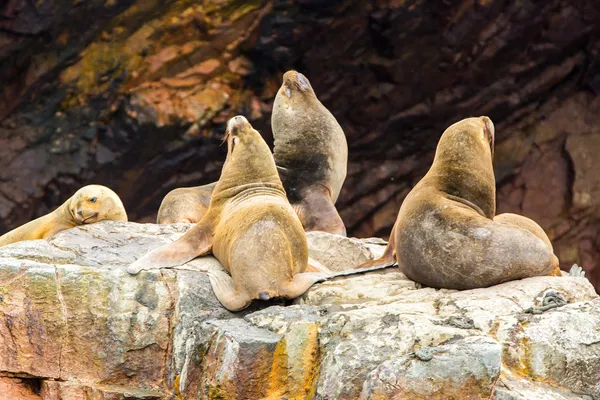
[0,221,598,399]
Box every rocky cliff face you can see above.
[1,1,599,288]
[0,221,599,399]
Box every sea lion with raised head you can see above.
[127,116,333,311]
[271,70,348,236]
[156,71,349,236]
[356,116,569,289]
[0,185,128,247]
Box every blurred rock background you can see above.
[0,0,599,288]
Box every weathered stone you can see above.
[40,380,165,400]
[359,336,502,399]
[1,0,600,297]
[0,377,41,400]
[1,222,599,399]
[566,134,600,210]
[493,373,594,400]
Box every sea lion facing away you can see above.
[271,70,348,236]
[0,185,128,247]
[127,116,333,311]
[357,116,566,289]
[157,70,349,236]
[156,182,216,224]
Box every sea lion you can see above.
[356,116,565,289]
[272,70,348,236]
[156,182,215,224]
[127,116,332,311]
[0,185,128,247]
[156,70,349,236]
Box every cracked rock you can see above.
[0,221,599,399]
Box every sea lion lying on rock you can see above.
[356,116,583,289]
[0,185,127,247]
[156,70,348,236]
[128,116,335,311]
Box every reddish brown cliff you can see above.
[1,0,599,287]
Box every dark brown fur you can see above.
[356,117,560,289]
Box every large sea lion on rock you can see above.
[271,70,348,236]
[156,70,348,236]
[357,116,571,290]
[127,116,333,311]
[0,185,127,247]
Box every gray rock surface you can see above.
[0,221,598,399]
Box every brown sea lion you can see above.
[156,182,216,224]
[0,185,128,247]
[356,116,567,290]
[156,71,349,236]
[127,116,333,311]
[271,70,348,236]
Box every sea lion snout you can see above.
[227,115,250,133]
[282,70,313,96]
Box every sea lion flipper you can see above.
[127,223,213,275]
[352,221,397,271]
[207,269,252,311]
[295,189,346,236]
[306,258,332,274]
[282,272,330,298]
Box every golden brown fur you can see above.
[156,71,349,237]
[127,116,329,311]
[0,185,127,247]
[156,183,215,224]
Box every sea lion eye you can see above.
[89,197,97,203]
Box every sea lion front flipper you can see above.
[207,269,252,311]
[294,187,346,236]
[282,272,330,298]
[127,222,214,275]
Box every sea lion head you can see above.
[280,70,315,100]
[68,185,128,225]
[219,115,280,186]
[428,116,496,218]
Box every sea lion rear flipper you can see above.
[207,269,252,311]
[127,222,213,275]
[306,258,332,274]
[283,272,330,298]
[351,221,397,271]
[310,223,398,281]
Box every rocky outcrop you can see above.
[1,0,600,290]
[0,221,599,399]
